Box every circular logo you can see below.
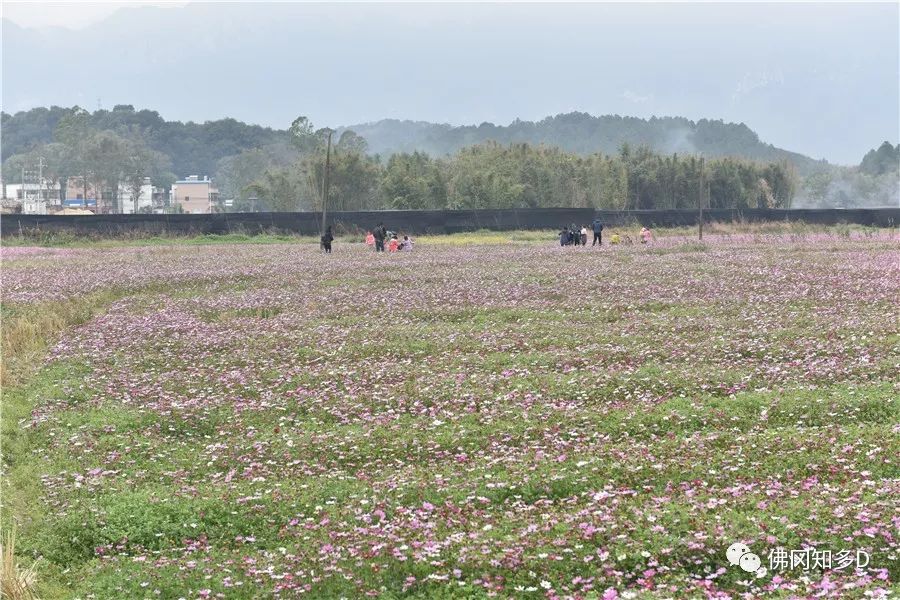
[727,542,762,573]
[739,552,761,573]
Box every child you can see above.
[365,231,375,248]
[640,227,653,244]
[580,226,588,246]
[610,232,621,245]
[400,235,414,252]
[388,235,399,253]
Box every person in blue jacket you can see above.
[591,219,604,246]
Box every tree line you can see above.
[225,117,796,212]
[2,105,816,180]
[341,113,828,176]
[0,110,798,211]
[1,105,286,180]
[2,107,175,212]
[794,142,899,209]
[4,106,897,211]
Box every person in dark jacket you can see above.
[591,219,604,246]
[559,226,570,247]
[321,226,334,253]
[373,223,387,252]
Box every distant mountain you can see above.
[2,105,829,179]
[341,113,829,175]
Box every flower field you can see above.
[2,231,898,599]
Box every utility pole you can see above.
[698,155,705,241]
[320,129,333,238]
[37,156,45,204]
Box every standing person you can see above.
[321,226,334,254]
[373,223,387,252]
[591,218,604,246]
[559,226,569,247]
[580,225,588,246]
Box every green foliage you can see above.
[288,115,320,155]
[390,142,794,210]
[242,168,308,212]
[346,112,830,175]
[380,152,446,209]
[336,130,368,154]
[3,105,286,178]
[859,141,900,176]
[215,144,298,201]
[325,149,381,210]
[796,162,899,209]
[2,107,813,210]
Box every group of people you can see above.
[321,219,654,253]
[366,223,414,252]
[559,220,654,247]
[321,223,414,253]
[560,219,606,247]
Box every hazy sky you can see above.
[2,1,898,164]
[3,1,185,28]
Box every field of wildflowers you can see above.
[2,229,898,599]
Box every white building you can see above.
[3,181,62,205]
[22,198,48,215]
[118,178,155,214]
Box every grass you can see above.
[0,292,121,387]
[1,231,898,598]
[1,528,40,600]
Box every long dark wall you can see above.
[2,208,898,237]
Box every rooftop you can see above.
[175,175,211,184]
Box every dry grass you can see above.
[1,304,78,388]
[0,528,39,600]
[1,292,119,387]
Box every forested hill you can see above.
[3,106,828,179]
[340,113,829,174]
[1,106,289,180]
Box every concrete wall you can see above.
[3,208,898,238]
